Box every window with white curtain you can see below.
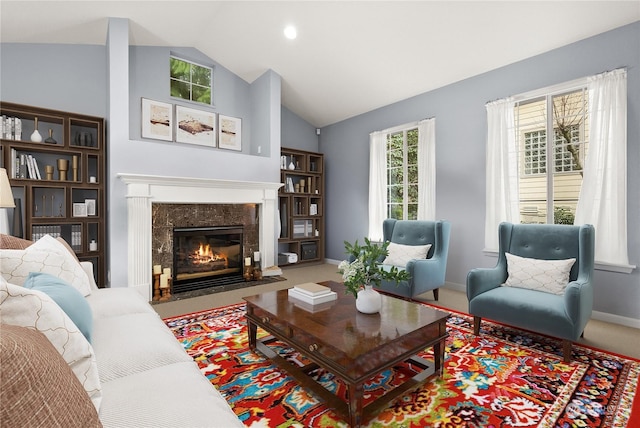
[368,118,435,241]
[485,69,631,269]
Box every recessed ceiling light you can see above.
[284,25,297,40]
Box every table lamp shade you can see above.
[0,168,16,208]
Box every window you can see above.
[485,69,630,268]
[515,89,588,225]
[386,128,419,220]
[170,57,212,105]
[368,118,435,241]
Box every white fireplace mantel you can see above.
[118,173,282,300]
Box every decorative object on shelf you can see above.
[338,238,410,314]
[72,156,79,181]
[44,165,54,180]
[89,239,98,252]
[175,105,216,147]
[218,114,242,151]
[44,128,57,144]
[75,132,93,147]
[288,157,295,170]
[0,168,16,235]
[73,203,88,217]
[56,158,69,181]
[30,117,42,143]
[141,98,173,141]
[89,176,97,183]
[85,199,96,216]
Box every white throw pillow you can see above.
[0,235,91,297]
[383,242,432,267]
[503,252,576,295]
[0,277,102,411]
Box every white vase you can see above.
[356,284,382,314]
[30,117,42,143]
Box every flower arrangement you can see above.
[338,237,410,298]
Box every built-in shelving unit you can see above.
[278,147,324,266]
[1,102,106,287]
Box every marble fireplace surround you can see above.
[118,173,282,301]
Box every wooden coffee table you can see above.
[244,281,450,427]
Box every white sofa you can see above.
[86,285,243,427]
[0,234,243,428]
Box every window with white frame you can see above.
[368,118,435,242]
[170,56,212,105]
[485,68,630,268]
[515,88,588,225]
[386,128,419,220]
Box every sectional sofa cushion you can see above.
[0,324,102,428]
[0,235,91,297]
[0,277,102,410]
[503,252,576,295]
[91,312,193,383]
[23,271,94,343]
[98,362,243,427]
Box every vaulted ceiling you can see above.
[2,1,639,127]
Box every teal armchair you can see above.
[467,222,595,362]
[374,219,451,301]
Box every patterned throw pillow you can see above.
[503,252,576,295]
[0,235,91,297]
[0,277,102,411]
[383,242,432,267]
[0,324,103,428]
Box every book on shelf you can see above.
[32,157,42,180]
[288,287,337,305]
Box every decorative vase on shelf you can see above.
[30,117,42,143]
[288,160,295,170]
[356,284,382,314]
[44,128,57,144]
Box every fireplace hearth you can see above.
[172,226,244,293]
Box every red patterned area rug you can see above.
[164,303,640,427]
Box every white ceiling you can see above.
[1,1,639,127]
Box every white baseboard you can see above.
[591,310,640,329]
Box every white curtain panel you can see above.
[484,98,519,251]
[417,118,436,220]
[368,131,387,241]
[575,68,629,265]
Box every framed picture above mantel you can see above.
[141,98,173,141]
[218,114,242,151]
[175,105,216,147]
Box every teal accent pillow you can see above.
[23,272,93,343]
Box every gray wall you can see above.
[282,106,319,152]
[320,21,640,322]
[0,44,107,117]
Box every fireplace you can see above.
[172,226,244,293]
[117,173,282,301]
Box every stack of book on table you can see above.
[287,282,337,305]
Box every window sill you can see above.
[482,249,635,274]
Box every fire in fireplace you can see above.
[172,226,244,293]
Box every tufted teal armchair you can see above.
[467,222,595,362]
[373,219,451,301]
